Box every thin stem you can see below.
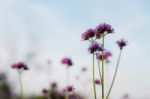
[65,67,69,99]
[101,35,105,99]
[97,59,102,81]
[19,71,23,99]
[92,53,97,99]
[106,50,122,99]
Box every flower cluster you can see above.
[66,85,75,93]
[88,42,102,54]
[61,57,73,66]
[96,51,112,60]
[11,62,28,70]
[95,79,101,85]
[116,39,127,50]
[81,23,114,41]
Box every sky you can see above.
[0,0,150,99]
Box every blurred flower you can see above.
[96,51,112,60]
[51,82,57,89]
[81,67,87,72]
[66,85,75,93]
[116,39,127,50]
[96,23,114,38]
[42,88,49,94]
[88,42,102,54]
[95,79,101,85]
[82,29,96,41]
[11,62,28,70]
[61,57,73,66]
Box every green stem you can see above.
[97,59,102,81]
[92,53,97,99]
[65,67,69,99]
[106,50,122,99]
[101,35,105,99]
[19,71,23,99]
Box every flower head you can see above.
[50,82,57,89]
[88,42,102,54]
[95,79,101,85]
[96,51,112,60]
[66,85,75,93]
[61,57,73,66]
[96,23,114,38]
[81,67,87,72]
[11,62,28,70]
[42,88,49,94]
[82,29,96,41]
[116,39,127,50]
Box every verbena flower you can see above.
[81,67,87,72]
[96,23,114,38]
[95,79,101,85]
[11,62,28,70]
[116,39,127,50]
[88,42,102,54]
[82,29,96,41]
[42,88,49,94]
[96,51,112,60]
[51,82,57,89]
[61,57,73,66]
[66,85,75,93]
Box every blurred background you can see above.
[0,0,150,99]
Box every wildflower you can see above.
[96,51,112,60]
[51,82,57,89]
[96,23,114,38]
[88,42,102,54]
[42,88,49,94]
[61,57,73,66]
[116,39,127,50]
[95,79,101,85]
[81,67,87,72]
[82,29,96,41]
[11,62,28,70]
[66,85,75,93]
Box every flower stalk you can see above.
[106,49,122,99]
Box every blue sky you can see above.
[0,0,150,98]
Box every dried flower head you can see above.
[61,57,73,66]
[66,85,75,93]
[82,29,96,41]
[116,39,127,50]
[96,23,114,38]
[96,51,112,60]
[88,42,102,54]
[95,79,101,85]
[11,62,28,70]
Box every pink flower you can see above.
[61,57,73,66]
[82,29,96,40]
[66,85,75,92]
[11,62,28,70]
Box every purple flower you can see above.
[81,67,87,72]
[96,23,114,38]
[66,85,75,92]
[42,88,49,94]
[11,62,28,70]
[95,79,101,85]
[61,57,73,66]
[116,39,127,50]
[82,29,96,40]
[88,42,102,54]
[50,82,57,89]
[96,51,112,60]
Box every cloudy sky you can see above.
[0,0,150,98]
